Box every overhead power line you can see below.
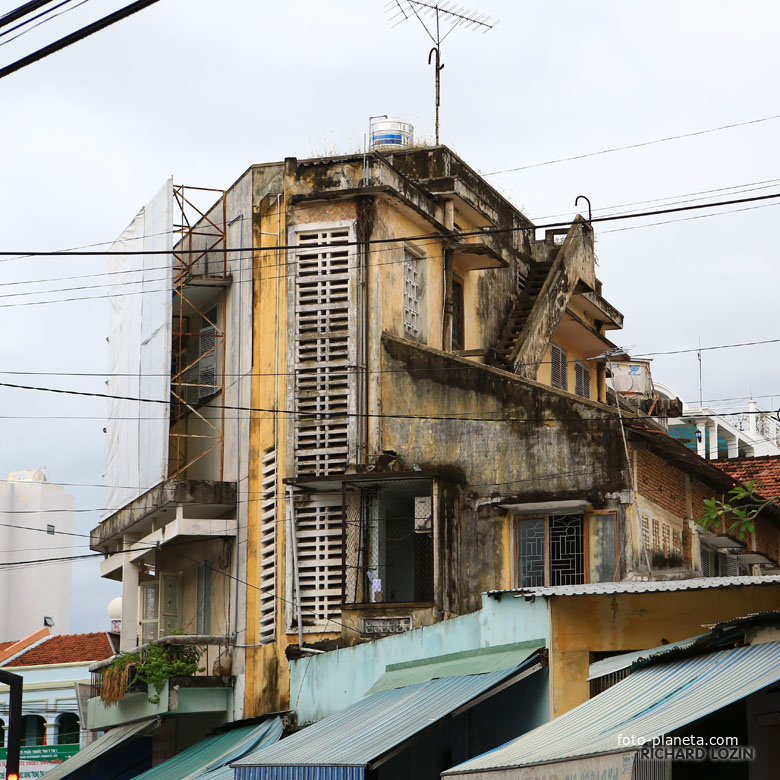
[0,0,59,28]
[0,0,163,80]
[481,112,780,176]
[1,188,780,258]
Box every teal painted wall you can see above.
[289,594,549,722]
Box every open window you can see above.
[343,478,434,605]
[516,513,585,587]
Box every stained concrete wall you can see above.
[379,333,630,615]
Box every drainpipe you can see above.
[227,212,244,643]
[442,198,455,351]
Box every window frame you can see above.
[514,512,588,587]
[402,244,425,341]
[550,343,568,391]
[574,361,591,399]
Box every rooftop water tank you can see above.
[370,117,414,150]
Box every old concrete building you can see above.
[88,144,780,731]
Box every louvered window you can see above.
[403,248,422,339]
[198,306,218,399]
[292,496,343,628]
[293,226,354,476]
[550,344,568,390]
[574,362,591,398]
[259,447,277,643]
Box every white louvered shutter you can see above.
[574,362,590,398]
[198,306,218,399]
[259,447,277,643]
[293,495,343,628]
[293,226,355,476]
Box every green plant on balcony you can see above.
[100,642,204,706]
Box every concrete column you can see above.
[708,421,718,460]
[120,535,140,651]
[45,719,56,746]
[727,431,739,458]
[696,420,707,458]
[748,400,759,434]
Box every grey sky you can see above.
[0,1,778,632]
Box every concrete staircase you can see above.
[494,259,554,365]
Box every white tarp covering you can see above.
[103,180,173,515]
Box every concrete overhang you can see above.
[91,479,236,553]
[574,290,624,330]
[698,533,745,550]
[497,499,590,514]
[556,310,618,359]
[100,513,237,579]
[284,470,437,493]
[173,275,232,314]
[288,185,450,237]
[737,552,778,567]
[449,240,508,270]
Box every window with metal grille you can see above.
[516,514,584,587]
[403,248,422,339]
[291,495,343,629]
[574,362,591,398]
[550,344,568,390]
[293,226,354,476]
[343,479,434,605]
[198,306,219,399]
[259,447,277,643]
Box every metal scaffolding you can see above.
[169,184,229,480]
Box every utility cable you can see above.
[481,112,780,176]
[0,0,164,80]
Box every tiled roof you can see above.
[4,632,113,667]
[713,455,780,499]
[0,641,15,652]
[486,573,780,598]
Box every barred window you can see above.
[550,344,568,391]
[516,514,585,587]
[403,248,423,339]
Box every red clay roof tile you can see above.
[713,455,780,500]
[4,632,113,667]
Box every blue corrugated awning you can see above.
[445,639,780,777]
[131,717,282,780]
[233,665,539,780]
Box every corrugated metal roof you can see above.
[41,718,157,780]
[587,635,708,680]
[445,640,780,775]
[486,573,780,598]
[365,640,544,695]
[234,669,522,772]
[131,718,282,780]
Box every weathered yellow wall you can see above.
[537,338,597,401]
[548,584,780,717]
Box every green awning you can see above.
[365,639,545,695]
[38,718,157,780]
[131,718,283,780]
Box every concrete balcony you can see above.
[86,675,233,730]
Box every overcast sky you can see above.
[0,0,778,632]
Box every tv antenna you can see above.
[387,1,497,145]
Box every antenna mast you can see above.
[387,1,497,145]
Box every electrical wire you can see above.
[481,112,780,176]
[0,0,91,49]
[0,0,164,81]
